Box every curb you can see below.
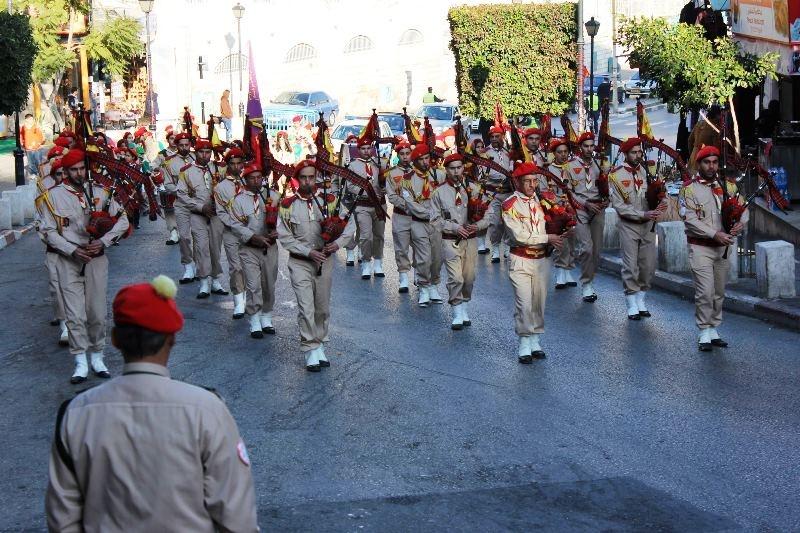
[614,102,668,117]
[598,253,800,332]
[0,222,36,252]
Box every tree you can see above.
[448,3,577,119]
[0,11,37,116]
[618,17,778,153]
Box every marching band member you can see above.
[484,126,514,263]
[214,148,247,319]
[163,133,196,279]
[384,141,415,293]
[547,138,578,289]
[523,128,547,167]
[346,139,385,279]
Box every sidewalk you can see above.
[598,250,800,332]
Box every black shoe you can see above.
[566,281,578,287]
[478,248,489,255]
[197,291,210,299]
[361,274,371,280]
[318,360,330,368]
[211,288,229,296]
[232,312,244,320]
[555,283,566,290]
[628,313,641,321]
[179,277,194,285]
[346,260,354,266]
[583,294,598,303]
[639,310,651,318]
[165,239,178,246]
[306,364,321,372]
[451,323,464,331]
[531,350,547,359]
[358,258,363,263]
[70,375,87,385]
[518,354,533,364]
[58,338,69,347]
[463,320,472,327]
[250,330,264,339]
[698,342,713,352]
[262,326,276,335]
[374,272,385,278]
[491,257,500,264]
[50,319,60,326]
[710,338,728,348]
[398,287,409,293]
[94,370,111,379]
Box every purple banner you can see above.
[246,41,263,121]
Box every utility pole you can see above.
[611,0,619,114]
[577,0,586,131]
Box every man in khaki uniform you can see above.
[214,148,246,319]
[385,141,415,293]
[229,164,281,339]
[502,162,564,363]
[609,137,667,320]
[163,133,196,281]
[176,139,227,298]
[546,138,579,289]
[386,144,444,306]
[46,275,258,532]
[523,128,547,167]
[566,132,608,302]
[278,161,355,371]
[484,126,514,263]
[38,149,130,383]
[346,139,386,279]
[679,145,748,351]
[151,129,179,246]
[431,153,492,329]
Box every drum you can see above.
[159,190,177,212]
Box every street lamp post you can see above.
[576,0,586,131]
[232,2,245,117]
[138,0,156,131]
[585,17,600,133]
[8,0,24,185]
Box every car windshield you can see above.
[331,124,365,140]
[380,114,405,132]
[418,105,453,121]
[272,92,309,105]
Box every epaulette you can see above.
[501,195,517,211]
[179,162,193,173]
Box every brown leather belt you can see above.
[510,246,551,259]
[393,207,410,217]
[688,236,725,248]
[356,198,386,208]
[619,216,650,225]
[46,245,59,254]
[289,252,314,263]
[442,233,473,240]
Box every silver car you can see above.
[624,71,658,99]
[412,103,473,136]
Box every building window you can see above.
[344,35,373,54]
[398,29,423,46]
[285,43,317,63]
[215,54,247,75]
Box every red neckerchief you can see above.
[63,181,88,209]
[624,164,643,190]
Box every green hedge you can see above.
[0,11,37,115]
[448,3,577,119]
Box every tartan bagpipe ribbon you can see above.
[85,150,159,220]
[422,117,445,158]
[402,107,423,144]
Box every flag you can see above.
[598,99,611,153]
[246,41,263,122]
[540,114,552,144]
[242,115,262,168]
[358,110,380,144]
[560,114,577,144]
[402,107,422,144]
[207,116,223,150]
[315,114,335,163]
[509,125,530,162]
[493,102,506,129]
[423,117,436,152]
[637,100,653,139]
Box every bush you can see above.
[448,3,577,119]
[0,11,37,115]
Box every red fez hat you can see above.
[242,163,262,177]
[695,145,720,162]
[443,153,464,167]
[47,146,66,160]
[395,141,411,151]
[548,138,568,152]
[174,132,191,143]
[512,161,541,179]
[61,149,85,169]
[277,130,288,138]
[49,159,63,176]
[293,159,316,179]
[224,147,245,161]
[620,137,642,153]
[292,115,302,123]
[577,131,595,144]
[134,127,148,139]
[165,125,174,134]
[54,137,71,147]
[194,139,213,150]
[488,126,504,136]
[523,128,542,138]
[410,144,430,160]
[113,275,184,334]
[356,137,372,148]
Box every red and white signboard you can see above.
[732,0,800,44]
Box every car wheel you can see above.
[328,112,337,126]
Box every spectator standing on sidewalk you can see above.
[220,90,234,141]
[21,113,45,177]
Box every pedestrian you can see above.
[546,138,579,289]
[431,153,492,329]
[214,147,248,320]
[687,105,721,171]
[587,93,600,134]
[502,162,565,363]
[277,160,356,371]
[608,137,667,320]
[483,126,514,263]
[45,275,258,532]
[346,138,386,279]
[229,164,281,338]
[162,132,194,255]
[21,113,45,177]
[597,77,612,107]
[275,131,295,165]
[423,86,444,103]
[38,149,130,383]
[220,89,234,142]
[384,141,415,293]
[679,146,748,351]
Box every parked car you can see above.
[330,118,393,164]
[583,72,625,103]
[262,90,339,131]
[412,103,473,136]
[624,71,658,98]
[377,112,406,137]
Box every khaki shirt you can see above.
[176,162,224,214]
[277,193,355,257]
[430,180,492,234]
[501,191,549,248]
[679,177,749,238]
[483,146,512,184]
[566,156,603,223]
[214,175,243,229]
[386,166,441,220]
[609,164,650,222]
[346,157,384,204]
[45,362,258,533]
[38,182,129,256]
[163,152,194,188]
[229,188,281,244]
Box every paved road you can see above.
[1,215,798,531]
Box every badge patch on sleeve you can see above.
[237,441,250,466]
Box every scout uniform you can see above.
[384,154,415,293]
[679,146,748,350]
[277,167,355,370]
[502,163,552,363]
[608,138,658,319]
[386,144,444,306]
[484,130,514,262]
[38,150,130,383]
[228,170,281,338]
[430,156,493,329]
[545,138,580,289]
[213,152,246,318]
[162,138,196,279]
[346,143,385,278]
[46,276,258,532]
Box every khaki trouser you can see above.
[164,210,177,234]
[190,213,223,278]
[391,213,412,273]
[55,253,108,355]
[222,228,245,294]
[508,254,551,336]
[488,192,511,245]
[443,237,477,305]
[689,243,730,329]
[618,220,656,294]
[46,251,66,321]
[344,224,359,252]
[409,220,434,287]
[553,233,575,269]
[287,256,333,352]
[574,210,605,284]
[239,244,278,316]
[355,206,385,261]
[174,205,193,265]
[429,226,443,285]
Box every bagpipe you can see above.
[454,116,496,218]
